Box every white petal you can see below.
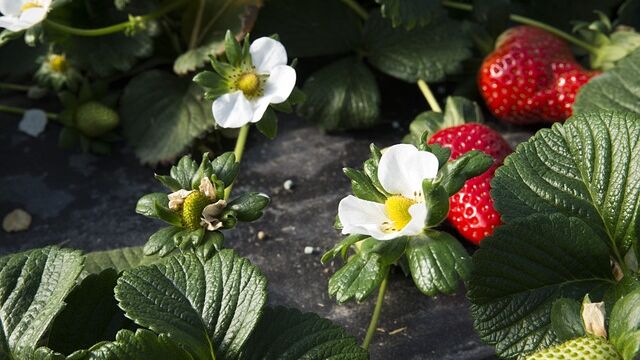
[250,96,271,123]
[338,195,395,240]
[19,7,46,26]
[0,16,29,31]
[262,65,296,104]
[168,189,193,210]
[250,37,287,73]
[18,109,47,137]
[378,144,439,198]
[199,177,216,200]
[212,91,254,128]
[0,0,20,16]
[202,200,226,220]
[396,203,427,237]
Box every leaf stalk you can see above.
[362,268,389,349]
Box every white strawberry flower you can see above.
[212,37,296,128]
[0,0,51,32]
[338,144,439,240]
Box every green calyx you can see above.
[75,101,120,138]
[181,191,212,230]
[526,336,621,360]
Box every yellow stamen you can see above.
[236,72,260,97]
[382,196,416,232]
[21,2,41,11]
[48,55,67,73]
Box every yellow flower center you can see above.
[382,195,416,233]
[21,2,41,11]
[181,191,212,230]
[236,72,260,97]
[48,55,67,73]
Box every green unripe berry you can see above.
[526,336,621,360]
[75,101,119,138]
[181,191,212,230]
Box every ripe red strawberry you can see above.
[429,123,512,244]
[479,26,600,125]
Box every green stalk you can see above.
[223,125,250,200]
[362,269,389,350]
[0,104,59,120]
[0,82,31,92]
[188,0,206,49]
[44,0,187,37]
[196,0,234,45]
[417,79,442,113]
[341,0,369,20]
[441,0,599,54]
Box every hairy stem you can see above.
[0,104,59,120]
[0,82,31,92]
[188,0,206,49]
[441,0,599,54]
[341,0,369,20]
[362,269,389,350]
[44,0,187,37]
[417,79,442,113]
[224,125,250,200]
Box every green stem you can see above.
[441,0,599,54]
[362,269,389,350]
[224,125,250,200]
[0,82,31,92]
[0,104,59,120]
[197,0,234,45]
[341,0,369,20]
[188,0,206,49]
[44,0,187,37]
[417,79,442,113]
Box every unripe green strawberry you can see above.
[75,101,119,138]
[526,336,621,360]
[181,191,212,230]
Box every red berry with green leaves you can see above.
[429,123,512,244]
[479,26,600,125]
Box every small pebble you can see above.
[304,246,314,255]
[257,230,266,241]
[3,209,32,233]
[283,179,294,191]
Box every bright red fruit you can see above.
[429,123,512,244]
[479,26,599,125]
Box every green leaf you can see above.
[174,0,259,74]
[256,108,278,139]
[406,230,470,296]
[492,111,640,255]
[374,0,444,30]
[404,112,445,145]
[120,70,214,164]
[252,0,362,58]
[144,226,183,257]
[468,214,615,359]
[328,251,387,304]
[115,250,267,359]
[154,175,182,192]
[192,70,229,99]
[228,192,270,222]
[47,0,153,76]
[210,152,239,187]
[329,238,406,303]
[363,11,473,82]
[240,306,368,359]
[135,193,169,219]
[442,96,483,126]
[48,269,132,354]
[438,150,492,196]
[574,49,640,116]
[0,247,83,357]
[170,155,199,189]
[550,298,585,341]
[321,234,368,263]
[298,57,380,131]
[610,289,640,360]
[84,246,155,274]
[421,179,449,227]
[68,329,193,359]
[343,168,386,203]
